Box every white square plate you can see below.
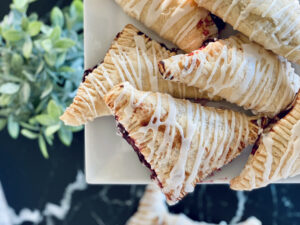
[84,0,300,184]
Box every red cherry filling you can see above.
[251,107,293,155]
[82,64,98,82]
[116,118,163,188]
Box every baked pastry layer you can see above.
[126,184,262,225]
[104,82,261,205]
[159,34,300,117]
[231,93,300,191]
[196,0,300,64]
[115,0,218,52]
[60,24,215,126]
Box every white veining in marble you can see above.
[0,171,87,225]
[2,170,300,225]
[0,182,13,225]
[43,171,87,220]
[230,192,247,225]
[0,182,42,225]
[126,184,261,225]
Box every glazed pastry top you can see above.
[105,82,260,204]
[231,94,300,190]
[196,0,300,64]
[60,24,215,126]
[160,34,300,117]
[115,0,218,52]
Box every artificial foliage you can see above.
[0,0,84,158]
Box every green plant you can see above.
[0,0,84,158]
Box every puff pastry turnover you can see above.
[126,184,262,225]
[231,93,300,191]
[60,24,215,126]
[159,34,300,117]
[114,0,218,52]
[195,0,300,64]
[104,82,262,205]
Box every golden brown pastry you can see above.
[126,184,168,225]
[104,82,262,205]
[159,34,300,117]
[231,93,300,191]
[114,0,218,52]
[126,184,262,225]
[195,0,300,64]
[60,24,215,126]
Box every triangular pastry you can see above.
[104,82,262,205]
[114,0,218,52]
[231,93,300,191]
[159,34,300,117]
[126,184,262,225]
[195,0,300,64]
[126,184,168,225]
[60,24,216,126]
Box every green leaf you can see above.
[40,24,50,34]
[20,122,39,131]
[59,66,74,73]
[35,114,57,126]
[41,39,52,52]
[70,0,84,21]
[28,12,38,21]
[3,30,24,42]
[21,17,29,30]
[7,116,19,139]
[0,119,7,131]
[23,38,33,58]
[51,7,64,27]
[21,129,38,139]
[0,83,20,94]
[45,123,61,136]
[0,109,11,116]
[68,125,83,133]
[73,0,83,15]
[58,126,72,146]
[22,70,35,82]
[49,26,61,41]
[29,117,37,125]
[1,74,23,83]
[21,82,30,103]
[44,52,56,66]
[38,135,49,159]
[0,95,13,107]
[11,0,31,12]
[40,82,53,99]
[13,0,27,9]
[11,54,24,69]
[35,98,48,113]
[35,61,44,75]
[28,21,42,36]
[54,38,75,49]
[47,100,61,118]
[44,133,54,145]
[56,53,66,67]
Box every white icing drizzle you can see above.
[162,36,300,117]
[115,0,212,48]
[246,119,300,190]
[126,185,168,225]
[126,184,262,225]
[112,83,254,204]
[261,134,273,181]
[204,0,300,60]
[70,29,208,123]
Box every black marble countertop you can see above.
[1,1,300,224]
[1,129,300,225]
